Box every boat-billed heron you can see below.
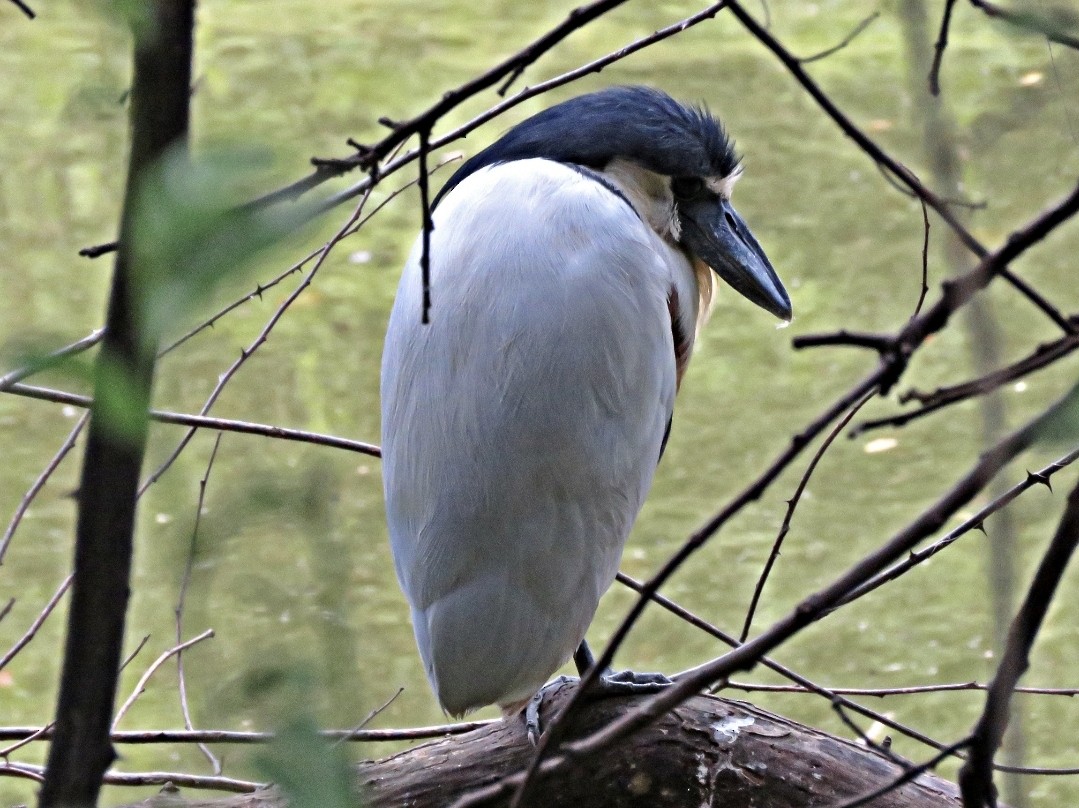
[381,85,791,728]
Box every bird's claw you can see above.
[525,675,576,746]
[523,670,672,744]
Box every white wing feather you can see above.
[381,158,687,715]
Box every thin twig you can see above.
[5,0,34,20]
[111,630,215,732]
[830,699,904,764]
[929,0,961,95]
[834,737,973,808]
[799,12,879,63]
[0,411,89,564]
[6,762,260,793]
[331,688,405,749]
[78,242,117,258]
[0,328,104,392]
[969,0,1079,51]
[175,434,223,773]
[0,721,494,744]
[836,443,1078,610]
[0,575,73,671]
[119,635,151,672]
[0,723,53,761]
[791,330,895,353]
[915,198,931,316]
[741,390,875,641]
[725,680,1079,697]
[5,383,380,457]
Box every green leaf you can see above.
[129,144,319,350]
[254,714,362,808]
[249,667,363,808]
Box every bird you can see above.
[380,86,791,726]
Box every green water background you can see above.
[2,1,1078,805]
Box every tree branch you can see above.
[959,477,1079,806]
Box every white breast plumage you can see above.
[380,158,690,715]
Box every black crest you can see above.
[434,86,739,206]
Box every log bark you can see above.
[123,683,971,808]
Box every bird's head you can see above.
[436,85,792,322]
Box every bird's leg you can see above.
[524,641,672,744]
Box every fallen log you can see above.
[125,682,969,808]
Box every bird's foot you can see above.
[593,667,673,695]
[523,669,673,745]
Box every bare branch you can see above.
[0,411,88,564]
[0,575,73,672]
[930,0,961,95]
[8,762,260,793]
[176,434,223,773]
[969,0,1079,50]
[741,390,875,641]
[853,330,1079,435]
[111,630,216,732]
[5,0,34,20]
[792,330,895,354]
[0,721,494,745]
[726,681,1079,698]
[799,12,880,63]
[6,382,380,457]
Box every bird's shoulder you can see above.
[438,158,640,233]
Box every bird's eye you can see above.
[671,176,705,201]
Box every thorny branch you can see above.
[959,478,1079,807]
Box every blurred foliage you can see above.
[132,145,319,352]
[250,667,364,808]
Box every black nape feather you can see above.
[434,86,740,208]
